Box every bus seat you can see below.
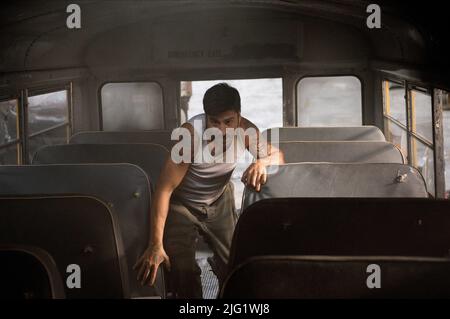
[278,141,405,164]
[222,255,450,299]
[0,245,65,299]
[229,198,450,270]
[0,164,164,298]
[32,143,168,191]
[0,195,126,298]
[242,163,428,210]
[263,126,386,142]
[70,130,174,150]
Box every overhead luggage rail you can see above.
[0,164,164,298]
[263,126,386,142]
[242,163,428,210]
[70,130,174,150]
[277,141,405,164]
[222,255,450,299]
[229,198,450,270]
[0,195,126,298]
[32,143,168,191]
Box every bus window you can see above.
[383,81,407,126]
[442,91,450,199]
[0,99,19,165]
[27,90,70,162]
[383,117,408,159]
[101,82,164,131]
[180,78,283,210]
[411,137,435,195]
[383,80,436,196]
[408,87,434,195]
[383,80,408,159]
[410,88,433,143]
[181,79,282,130]
[297,76,362,126]
[410,88,434,195]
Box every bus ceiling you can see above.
[0,0,447,82]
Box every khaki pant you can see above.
[163,183,237,298]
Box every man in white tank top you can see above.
[134,83,284,298]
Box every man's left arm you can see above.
[240,117,285,192]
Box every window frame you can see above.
[433,89,449,199]
[382,79,407,128]
[24,84,72,164]
[382,77,440,197]
[27,86,72,136]
[295,74,364,127]
[407,85,434,146]
[0,83,73,165]
[0,97,21,165]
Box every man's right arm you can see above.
[134,123,195,286]
[149,157,190,248]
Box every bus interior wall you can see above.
[1,0,450,300]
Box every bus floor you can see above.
[196,237,219,299]
[195,207,242,299]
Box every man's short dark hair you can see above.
[203,83,241,115]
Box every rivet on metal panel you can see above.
[395,170,408,183]
[83,245,94,254]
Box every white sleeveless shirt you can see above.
[174,113,246,205]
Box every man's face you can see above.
[206,110,240,135]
